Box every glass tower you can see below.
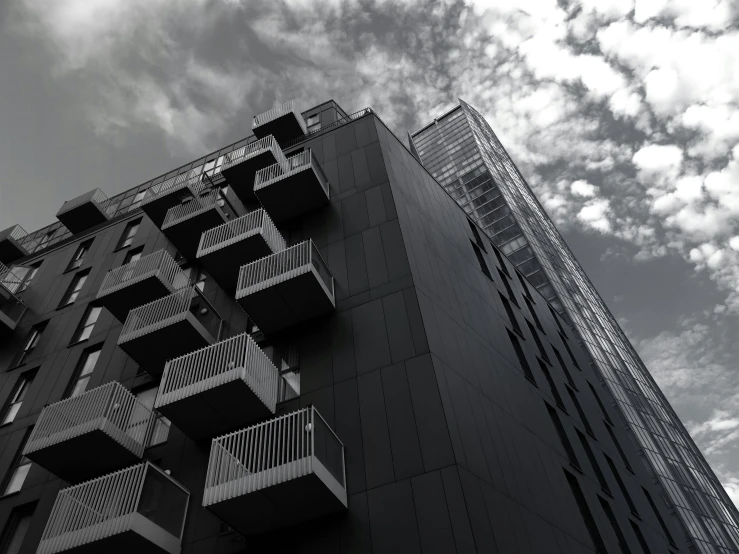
[410,100,739,554]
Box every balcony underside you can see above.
[26,427,142,483]
[163,208,227,260]
[142,191,191,228]
[199,235,273,293]
[206,460,346,536]
[255,171,329,223]
[158,377,274,441]
[237,271,334,334]
[39,513,181,554]
[57,203,109,234]
[0,238,28,265]
[120,314,216,378]
[99,276,174,322]
[221,150,282,203]
[253,114,305,145]
[0,310,21,334]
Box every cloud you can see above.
[571,180,598,197]
[577,198,612,233]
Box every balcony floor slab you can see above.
[253,116,305,145]
[221,150,281,203]
[199,235,273,293]
[163,208,227,260]
[58,203,109,234]
[255,170,328,223]
[0,239,27,265]
[99,276,175,322]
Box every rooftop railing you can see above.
[97,249,188,300]
[221,135,287,174]
[237,239,334,299]
[38,462,190,554]
[24,382,153,461]
[203,406,345,506]
[198,209,286,259]
[281,107,374,149]
[252,100,307,135]
[156,332,279,416]
[253,150,329,197]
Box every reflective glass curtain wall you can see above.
[410,100,739,554]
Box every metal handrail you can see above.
[1,224,29,242]
[141,170,202,206]
[281,107,374,149]
[97,249,188,300]
[221,135,287,174]
[253,149,329,195]
[161,188,220,230]
[197,209,286,258]
[252,100,307,135]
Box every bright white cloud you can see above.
[570,180,598,197]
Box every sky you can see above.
[1,0,738,504]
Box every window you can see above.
[1,371,36,426]
[59,269,89,307]
[507,329,535,384]
[629,520,650,553]
[604,453,639,516]
[564,469,607,554]
[549,305,567,337]
[606,424,633,473]
[135,387,170,447]
[65,346,102,399]
[598,496,631,554]
[264,343,300,402]
[129,190,147,211]
[560,332,580,369]
[117,218,142,249]
[577,430,611,494]
[71,306,103,344]
[642,487,677,547]
[468,219,486,251]
[538,359,565,409]
[589,382,614,425]
[493,247,510,277]
[567,386,595,437]
[67,239,93,271]
[9,262,41,293]
[548,404,578,467]
[38,230,55,247]
[305,114,320,133]
[527,321,550,363]
[13,322,47,367]
[123,245,144,265]
[524,296,543,331]
[0,503,35,554]
[2,428,33,496]
[516,271,532,299]
[498,269,518,306]
[182,265,206,292]
[553,346,577,390]
[499,293,521,335]
[470,241,491,279]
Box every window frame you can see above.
[115,218,142,250]
[1,370,37,426]
[122,245,145,266]
[134,386,171,447]
[66,239,94,272]
[1,428,34,497]
[64,345,103,399]
[12,322,47,368]
[70,305,103,345]
[0,502,36,553]
[58,269,90,308]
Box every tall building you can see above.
[409,99,739,554]
[0,98,688,554]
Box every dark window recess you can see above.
[1,370,36,425]
[468,219,486,251]
[642,487,677,548]
[547,403,578,467]
[123,245,144,265]
[117,218,142,249]
[630,520,650,554]
[470,240,492,280]
[589,382,614,425]
[524,296,543,331]
[598,496,631,554]
[553,346,577,389]
[538,359,565,410]
[560,332,580,369]
[0,502,36,554]
[65,345,102,399]
[507,329,535,384]
[500,293,522,336]
[67,239,93,271]
[527,321,550,363]
[498,269,518,306]
[606,425,633,473]
[493,247,510,277]
[71,306,103,344]
[2,428,34,496]
[13,322,47,367]
[564,469,607,554]
[576,430,611,494]
[516,271,532,300]
[59,269,90,307]
[604,453,639,516]
[567,386,595,436]
[549,304,567,337]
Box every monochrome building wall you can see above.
[410,100,739,554]
[0,98,689,553]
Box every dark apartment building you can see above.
[409,100,739,554]
[0,98,691,553]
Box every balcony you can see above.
[220,136,287,202]
[0,263,27,334]
[155,332,279,441]
[161,186,244,259]
[118,287,223,378]
[24,382,152,483]
[252,100,307,145]
[0,225,30,264]
[236,240,334,334]
[203,406,346,535]
[37,462,189,554]
[140,171,204,227]
[197,209,285,292]
[254,150,330,223]
[97,250,189,321]
[56,189,110,234]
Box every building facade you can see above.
[0,99,687,553]
[409,100,739,554]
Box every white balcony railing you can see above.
[252,100,307,135]
[203,406,345,507]
[24,382,153,461]
[198,209,286,259]
[119,287,197,344]
[221,136,287,174]
[38,462,189,554]
[0,262,23,293]
[97,249,188,300]
[1,224,28,242]
[253,149,329,197]
[237,239,334,299]
[141,170,203,207]
[156,332,279,415]
[161,188,220,230]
